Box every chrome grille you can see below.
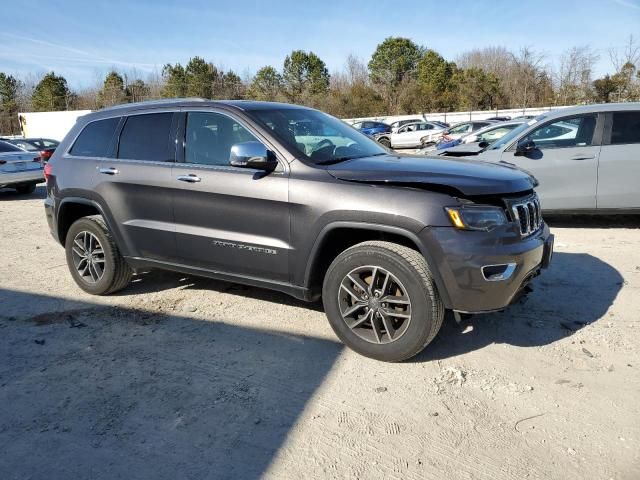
[510,195,542,236]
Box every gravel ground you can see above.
[1,185,639,480]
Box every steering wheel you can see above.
[313,138,335,153]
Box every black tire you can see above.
[378,137,391,148]
[65,215,132,295]
[322,241,444,362]
[15,183,36,194]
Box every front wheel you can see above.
[322,241,444,362]
[377,137,391,148]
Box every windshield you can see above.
[246,107,386,165]
[489,115,547,150]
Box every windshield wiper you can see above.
[315,153,385,166]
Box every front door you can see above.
[500,114,601,211]
[171,110,290,282]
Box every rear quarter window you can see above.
[69,117,121,157]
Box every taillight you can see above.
[40,150,53,160]
[44,162,53,181]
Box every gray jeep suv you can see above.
[44,99,553,361]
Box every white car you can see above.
[389,122,445,148]
[423,120,496,146]
[0,140,44,194]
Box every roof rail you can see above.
[99,97,208,112]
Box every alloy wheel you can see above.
[71,231,106,284]
[338,265,412,344]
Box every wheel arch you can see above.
[303,222,452,307]
[57,198,125,254]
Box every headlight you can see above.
[445,205,507,231]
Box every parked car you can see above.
[377,121,446,149]
[44,99,553,362]
[351,120,391,136]
[422,120,496,147]
[470,103,640,213]
[389,118,422,132]
[486,116,512,121]
[512,115,537,120]
[5,137,59,162]
[0,140,44,194]
[422,121,526,155]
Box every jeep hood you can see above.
[327,154,537,196]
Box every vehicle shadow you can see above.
[0,288,342,480]
[0,183,46,200]
[414,251,624,362]
[117,269,325,312]
[545,214,640,229]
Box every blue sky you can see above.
[1,0,639,88]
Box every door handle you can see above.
[98,167,119,175]
[570,155,596,161]
[177,174,201,183]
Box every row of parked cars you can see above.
[353,104,640,213]
[0,137,59,194]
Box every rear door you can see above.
[95,111,178,262]
[171,109,290,282]
[499,113,602,211]
[596,110,640,209]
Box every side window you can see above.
[524,115,596,149]
[610,111,640,145]
[117,113,174,161]
[69,117,120,157]
[185,112,259,166]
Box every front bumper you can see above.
[420,223,552,313]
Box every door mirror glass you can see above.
[515,139,536,156]
[229,141,278,171]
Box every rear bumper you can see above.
[0,169,44,188]
[420,223,552,313]
[44,196,59,243]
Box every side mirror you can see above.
[515,139,536,156]
[229,141,278,171]
[478,140,490,149]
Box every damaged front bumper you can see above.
[419,223,553,314]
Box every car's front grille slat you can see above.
[510,195,542,237]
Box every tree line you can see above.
[1,35,640,135]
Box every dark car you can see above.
[352,120,391,136]
[44,99,553,362]
[6,137,59,162]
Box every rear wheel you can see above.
[65,216,132,295]
[322,241,444,362]
[15,183,36,194]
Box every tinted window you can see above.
[611,111,640,145]
[524,115,596,149]
[185,112,258,166]
[118,113,174,161]
[0,141,24,152]
[70,117,120,157]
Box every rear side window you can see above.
[611,112,640,145]
[118,113,174,161]
[69,117,120,157]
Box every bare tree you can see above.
[609,35,640,72]
[555,46,599,105]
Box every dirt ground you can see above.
[1,185,639,480]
